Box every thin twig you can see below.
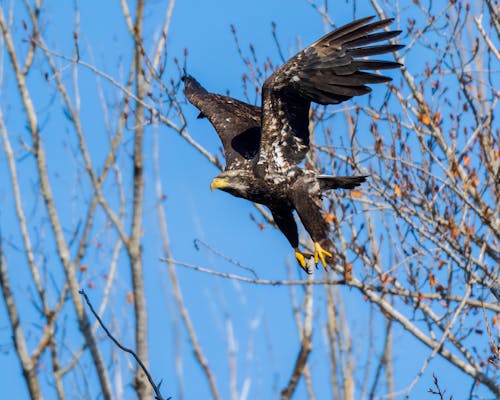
[79,289,169,400]
[490,281,500,304]
[193,238,259,279]
[474,16,500,61]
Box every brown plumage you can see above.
[183,16,403,270]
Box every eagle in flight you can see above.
[183,16,402,271]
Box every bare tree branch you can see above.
[280,274,314,399]
[0,237,42,399]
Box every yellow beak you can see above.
[210,177,229,191]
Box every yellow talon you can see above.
[314,242,332,268]
[294,248,308,268]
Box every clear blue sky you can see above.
[0,1,492,399]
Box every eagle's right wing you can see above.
[183,75,262,170]
[257,17,403,173]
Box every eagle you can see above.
[183,16,403,270]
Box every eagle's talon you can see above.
[294,248,313,270]
[314,242,332,268]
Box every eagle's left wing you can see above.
[183,75,262,170]
[257,16,403,174]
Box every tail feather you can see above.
[318,175,368,191]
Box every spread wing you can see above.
[183,75,262,170]
[257,16,403,173]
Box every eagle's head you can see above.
[210,170,254,199]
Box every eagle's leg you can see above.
[314,242,332,268]
[270,205,312,271]
[292,179,333,268]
